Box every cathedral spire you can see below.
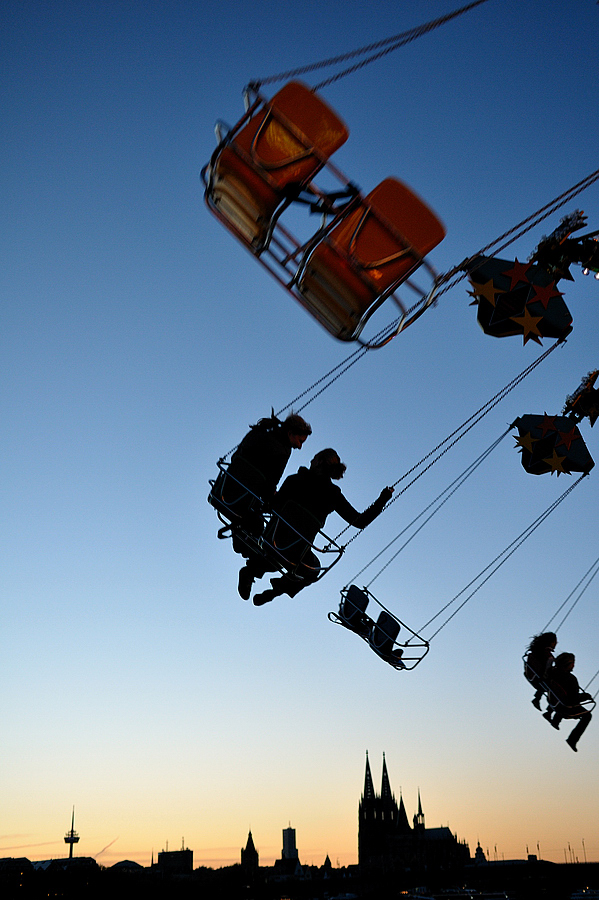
[241,829,259,873]
[363,751,375,801]
[397,792,411,833]
[381,752,393,800]
[413,788,425,830]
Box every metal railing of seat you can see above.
[329,585,430,671]
[208,462,344,582]
[523,654,596,718]
[202,86,443,347]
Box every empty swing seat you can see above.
[369,610,403,666]
[209,81,349,249]
[297,177,446,341]
[339,585,372,636]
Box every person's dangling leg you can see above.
[566,710,592,751]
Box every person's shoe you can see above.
[237,566,254,601]
[542,710,554,723]
[532,697,542,710]
[550,718,561,730]
[253,589,276,607]
[566,736,578,752]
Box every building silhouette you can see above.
[154,840,193,875]
[358,751,470,875]
[241,829,259,878]
[282,825,298,860]
[272,825,304,880]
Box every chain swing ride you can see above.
[204,0,598,672]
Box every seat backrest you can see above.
[226,81,348,192]
[208,460,265,520]
[370,611,401,652]
[328,177,446,286]
[297,177,445,338]
[210,82,348,250]
[523,652,543,685]
[263,500,321,563]
[341,585,369,625]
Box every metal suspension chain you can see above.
[346,427,510,588]
[333,340,561,547]
[434,166,599,299]
[417,474,588,642]
[249,0,492,91]
[541,553,599,634]
[314,167,599,344]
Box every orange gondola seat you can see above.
[296,177,446,344]
[205,81,349,252]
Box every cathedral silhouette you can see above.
[358,752,470,874]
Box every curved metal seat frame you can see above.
[329,585,430,670]
[260,500,344,582]
[202,83,444,348]
[208,458,265,527]
[208,461,344,581]
[523,654,596,718]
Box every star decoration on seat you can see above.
[514,431,536,453]
[530,281,564,310]
[503,258,532,290]
[510,305,544,344]
[542,448,568,475]
[468,278,504,306]
[556,426,580,451]
[536,414,558,437]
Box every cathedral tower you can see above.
[241,830,259,877]
[358,752,400,868]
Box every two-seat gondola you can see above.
[329,584,429,670]
[208,460,344,583]
[202,81,446,347]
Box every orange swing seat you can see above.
[208,81,349,250]
[296,177,446,342]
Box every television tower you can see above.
[64,807,80,858]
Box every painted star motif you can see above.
[503,258,532,290]
[536,414,558,437]
[530,281,563,310]
[510,306,544,344]
[556,426,579,450]
[514,432,536,453]
[468,278,504,306]
[542,448,568,475]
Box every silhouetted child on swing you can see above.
[524,632,557,714]
[546,652,594,752]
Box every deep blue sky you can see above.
[2,0,599,868]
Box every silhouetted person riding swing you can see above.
[524,631,557,715]
[240,448,393,605]
[546,652,594,752]
[218,411,311,564]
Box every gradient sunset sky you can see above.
[2,0,599,870]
